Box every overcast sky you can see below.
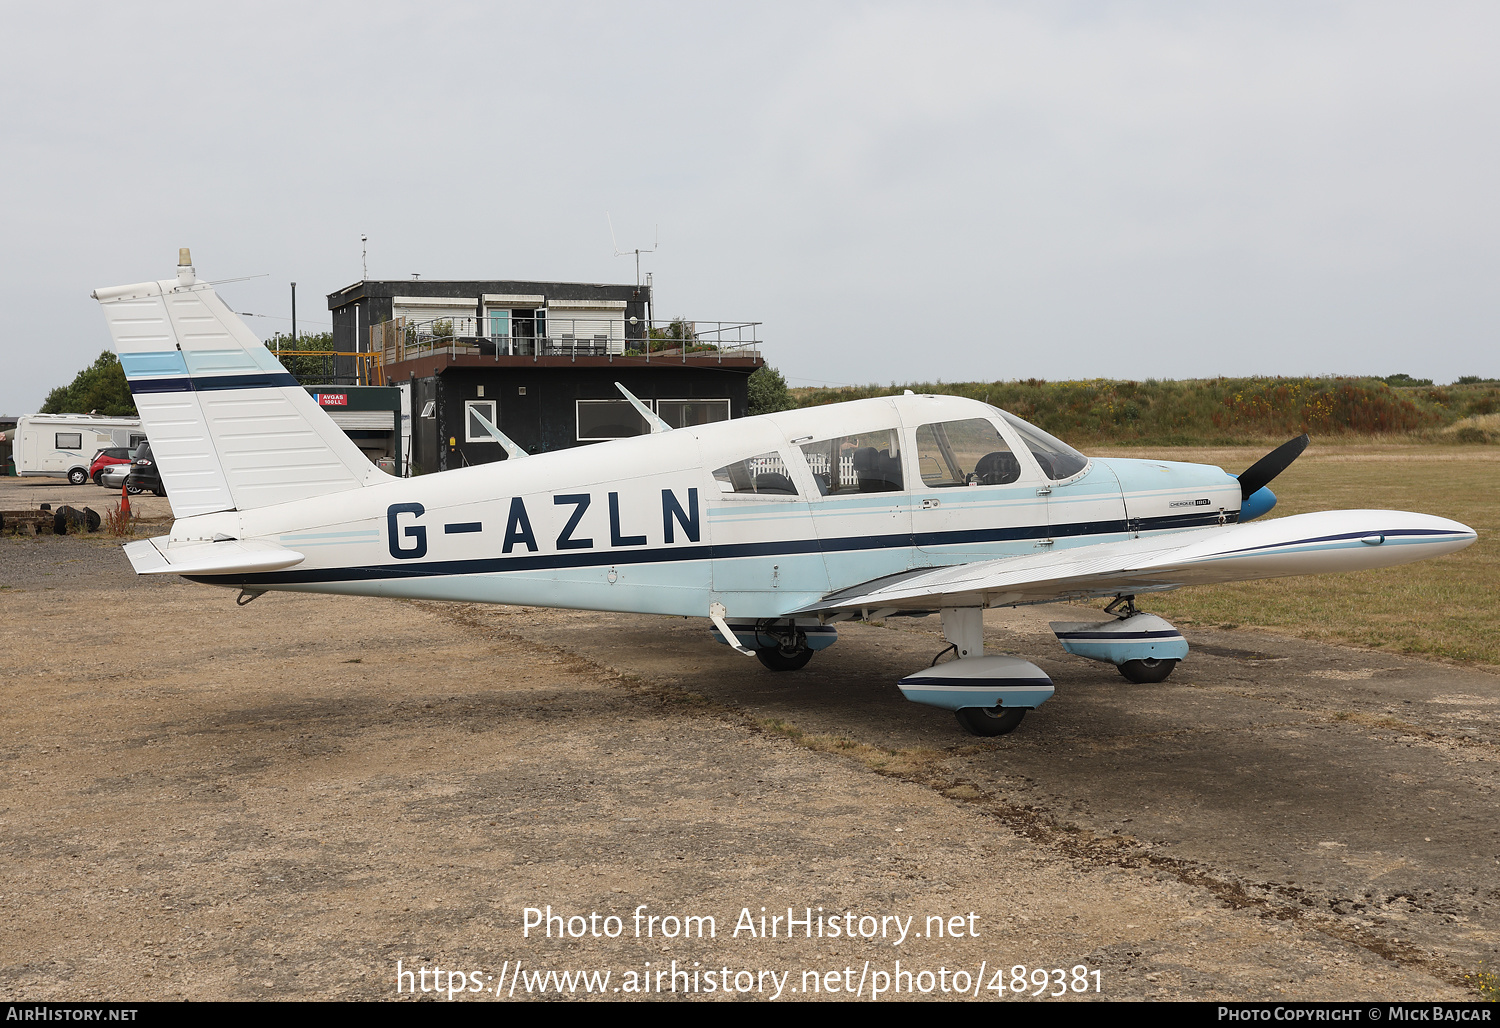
[3,1,1497,412]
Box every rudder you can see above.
[94,250,382,516]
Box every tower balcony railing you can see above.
[369,317,762,366]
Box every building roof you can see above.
[328,278,647,310]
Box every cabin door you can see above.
[911,416,1051,565]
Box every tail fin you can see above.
[93,251,383,516]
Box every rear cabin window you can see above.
[916,419,1021,487]
[713,451,798,497]
[55,433,83,450]
[798,428,904,495]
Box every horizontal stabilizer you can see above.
[124,536,305,576]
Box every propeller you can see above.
[1236,433,1308,500]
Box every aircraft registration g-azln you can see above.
[95,252,1478,736]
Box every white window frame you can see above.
[656,398,731,430]
[464,399,500,443]
[576,399,654,442]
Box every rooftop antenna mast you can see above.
[607,213,658,287]
[360,234,368,280]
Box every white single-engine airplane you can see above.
[95,253,1478,735]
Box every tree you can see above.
[266,330,335,383]
[39,351,136,416]
[747,364,795,416]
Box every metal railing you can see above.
[370,317,762,366]
[270,349,387,386]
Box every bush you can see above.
[792,376,1460,444]
[748,365,795,416]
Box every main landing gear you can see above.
[953,705,1028,737]
[898,608,1055,737]
[708,606,837,671]
[755,636,815,672]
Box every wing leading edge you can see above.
[792,510,1476,616]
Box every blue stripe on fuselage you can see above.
[193,508,1235,588]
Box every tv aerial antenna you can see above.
[607,213,657,286]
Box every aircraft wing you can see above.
[792,510,1476,616]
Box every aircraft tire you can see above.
[1118,658,1178,684]
[68,468,88,485]
[954,706,1026,737]
[755,646,814,672]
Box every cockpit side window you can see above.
[712,451,799,497]
[916,419,1021,487]
[1000,412,1089,480]
[798,428,904,496]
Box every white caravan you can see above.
[13,414,145,485]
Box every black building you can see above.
[327,278,763,474]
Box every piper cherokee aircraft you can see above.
[94,252,1478,736]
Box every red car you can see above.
[88,447,133,486]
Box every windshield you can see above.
[999,412,1089,480]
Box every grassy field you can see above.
[1088,442,1500,669]
[791,377,1500,446]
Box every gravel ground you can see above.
[0,512,1489,1001]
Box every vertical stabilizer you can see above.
[94,253,383,516]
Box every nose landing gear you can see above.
[1051,594,1189,684]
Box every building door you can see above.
[487,309,511,354]
[511,309,536,355]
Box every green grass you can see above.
[793,377,1500,447]
[1091,442,1500,668]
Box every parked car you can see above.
[99,462,139,493]
[89,447,134,485]
[126,441,166,497]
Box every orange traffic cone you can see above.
[120,480,131,519]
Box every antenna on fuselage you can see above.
[467,406,528,459]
